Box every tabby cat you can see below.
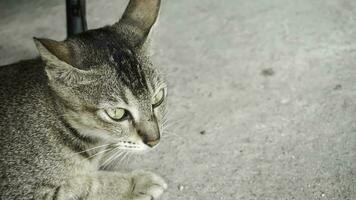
[0,0,168,199]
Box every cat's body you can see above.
[0,59,88,198]
[0,0,168,199]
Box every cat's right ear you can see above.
[34,37,72,65]
[34,38,88,85]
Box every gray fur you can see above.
[0,0,168,199]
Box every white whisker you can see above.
[162,130,186,142]
[119,151,129,164]
[70,143,112,156]
[82,147,114,162]
[112,151,126,166]
[124,152,133,166]
[100,146,122,168]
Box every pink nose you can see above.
[145,138,160,147]
[136,117,160,148]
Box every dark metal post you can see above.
[66,0,87,37]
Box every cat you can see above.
[0,0,168,199]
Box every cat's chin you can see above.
[131,147,152,154]
[97,148,152,171]
[98,163,121,171]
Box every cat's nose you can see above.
[145,137,160,148]
[136,126,160,148]
[138,130,160,148]
[136,115,161,148]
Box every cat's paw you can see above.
[130,170,167,200]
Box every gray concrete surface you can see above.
[1,0,356,199]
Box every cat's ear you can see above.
[34,38,91,85]
[113,0,161,47]
[34,37,72,65]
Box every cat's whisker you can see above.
[162,125,174,131]
[162,132,178,138]
[100,147,123,168]
[162,134,174,139]
[168,118,185,125]
[161,121,176,129]
[116,152,125,165]
[82,147,115,162]
[161,124,176,132]
[126,152,133,166]
[121,151,130,164]
[69,143,112,156]
[162,120,171,127]
[162,130,186,142]
[162,119,184,129]
[108,150,127,169]
[119,151,130,165]
[121,152,128,166]
[111,151,123,167]
[100,152,116,169]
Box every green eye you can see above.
[105,108,128,121]
[153,89,165,107]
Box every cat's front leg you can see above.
[35,170,167,200]
[129,170,167,200]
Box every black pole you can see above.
[66,0,87,37]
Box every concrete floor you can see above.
[1,0,356,199]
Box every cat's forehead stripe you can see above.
[73,29,152,97]
[109,45,149,97]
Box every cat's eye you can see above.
[105,108,129,121]
[152,89,165,108]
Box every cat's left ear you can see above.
[113,0,161,47]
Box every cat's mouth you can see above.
[115,140,147,151]
[97,140,153,169]
[109,138,156,153]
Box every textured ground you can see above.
[1,0,356,199]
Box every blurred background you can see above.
[1,0,356,199]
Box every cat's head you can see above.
[34,0,166,152]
